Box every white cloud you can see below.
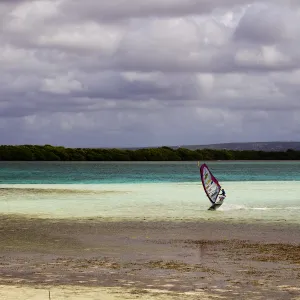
[234,45,290,68]
[6,0,61,32]
[37,22,124,54]
[40,73,83,94]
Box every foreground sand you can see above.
[0,284,220,300]
[0,215,300,299]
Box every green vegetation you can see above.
[0,145,299,161]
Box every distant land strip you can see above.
[0,144,300,161]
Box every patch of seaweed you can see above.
[183,239,300,264]
[144,260,216,273]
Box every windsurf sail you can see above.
[199,163,221,204]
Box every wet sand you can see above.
[1,215,300,299]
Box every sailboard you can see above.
[199,163,225,211]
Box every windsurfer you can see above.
[215,188,226,205]
[220,188,226,197]
[200,163,226,210]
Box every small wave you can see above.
[251,207,281,211]
[250,207,300,211]
[218,204,247,211]
[284,207,300,210]
[248,207,300,211]
[219,205,300,211]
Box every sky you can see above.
[1,0,300,148]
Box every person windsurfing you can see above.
[215,188,226,205]
[220,188,226,197]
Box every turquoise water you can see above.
[1,161,300,184]
[0,161,300,223]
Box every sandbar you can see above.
[0,215,300,299]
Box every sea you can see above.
[0,161,300,224]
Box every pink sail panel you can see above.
[200,163,221,204]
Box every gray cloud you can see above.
[1,0,300,147]
[60,0,259,22]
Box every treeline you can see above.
[0,145,299,161]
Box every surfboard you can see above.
[199,163,225,211]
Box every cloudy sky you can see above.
[1,0,300,147]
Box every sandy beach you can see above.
[0,216,300,299]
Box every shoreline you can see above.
[1,214,300,241]
[1,215,300,299]
[1,212,300,226]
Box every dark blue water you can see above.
[1,161,300,184]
